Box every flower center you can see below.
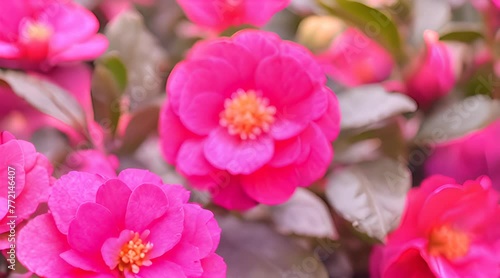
[219,89,276,140]
[117,231,153,274]
[428,225,471,260]
[21,21,53,41]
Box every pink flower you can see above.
[159,30,340,210]
[62,150,120,177]
[316,28,394,87]
[425,120,500,191]
[0,131,52,250]
[99,0,155,20]
[404,30,455,108]
[176,0,291,32]
[18,169,226,277]
[370,175,500,278]
[0,0,108,70]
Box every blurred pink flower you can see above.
[176,0,291,32]
[316,28,394,87]
[0,0,108,70]
[62,150,120,177]
[0,64,93,144]
[404,30,456,108]
[99,0,155,20]
[0,131,53,250]
[159,30,340,210]
[425,120,500,191]
[371,175,500,278]
[18,169,226,277]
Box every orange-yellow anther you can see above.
[22,21,53,41]
[220,89,276,140]
[118,231,153,274]
[428,225,471,260]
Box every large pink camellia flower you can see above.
[176,0,291,32]
[159,30,341,210]
[18,169,226,277]
[425,120,500,191]
[370,175,500,278]
[0,0,108,70]
[316,28,394,87]
[403,30,455,108]
[0,131,52,250]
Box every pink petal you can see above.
[179,92,224,135]
[383,248,434,278]
[280,39,326,85]
[125,184,169,232]
[68,202,118,254]
[176,0,228,30]
[182,204,219,258]
[159,105,199,164]
[177,139,213,177]
[50,34,109,64]
[18,214,77,277]
[200,253,227,278]
[204,127,274,175]
[136,259,185,278]
[241,165,298,205]
[162,241,203,277]
[294,124,333,187]
[60,249,108,273]
[13,163,50,221]
[212,182,258,210]
[314,90,341,141]
[232,29,280,61]
[255,54,314,111]
[268,136,302,168]
[168,59,240,116]
[96,179,132,229]
[101,229,133,269]
[118,169,163,191]
[242,0,291,26]
[49,172,106,234]
[49,2,101,53]
[147,200,185,259]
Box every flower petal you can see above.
[241,165,298,205]
[96,179,132,229]
[125,184,169,232]
[49,171,106,234]
[204,127,274,175]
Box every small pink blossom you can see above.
[371,175,500,278]
[159,30,340,210]
[0,131,53,250]
[62,150,120,177]
[18,169,226,277]
[99,0,155,20]
[403,30,456,108]
[316,28,394,87]
[0,0,108,70]
[176,0,291,32]
[425,120,500,191]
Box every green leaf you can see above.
[216,214,330,278]
[105,10,168,111]
[440,28,484,43]
[100,53,128,92]
[416,95,500,143]
[319,0,405,62]
[0,70,87,133]
[338,85,417,130]
[270,188,338,239]
[91,63,123,135]
[119,105,160,154]
[325,157,411,241]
